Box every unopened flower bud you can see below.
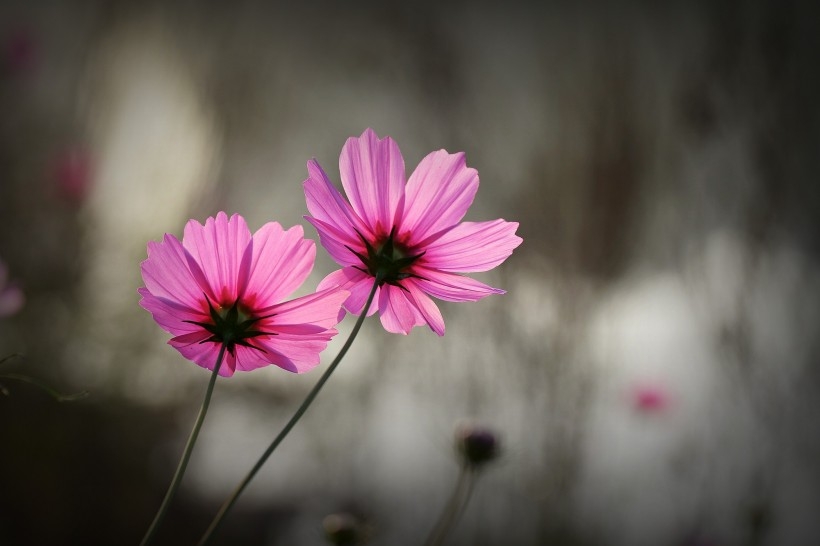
[455,423,500,468]
[322,512,367,546]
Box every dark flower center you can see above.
[349,227,424,285]
[185,297,273,355]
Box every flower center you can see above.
[349,227,425,285]
[185,298,273,354]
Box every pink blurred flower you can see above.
[139,212,348,376]
[0,259,24,317]
[2,28,37,76]
[53,146,93,203]
[304,129,522,335]
[631,384,671,413]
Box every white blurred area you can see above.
[72,16,221,398]
[1,1,819,545]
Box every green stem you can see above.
[198,280,380,545]
[0,372,87,402]
[140,343,226,546]
[0,353,87,401]
[0,353,23,366]
[423,464,477,546]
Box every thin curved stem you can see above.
[0,372,88,401]
[198,280,380,545]
[140,344,226,546]
[423,464,477,546]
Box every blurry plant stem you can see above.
[0,353,22,365]
[0,372,87,401]
[198,279,380,545]
[140,343,226,546]
[423,464,477,546]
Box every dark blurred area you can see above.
[1,1,820,545]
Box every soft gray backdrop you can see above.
[1,1,819,545]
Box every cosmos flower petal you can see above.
[403,279,445,336]
[266,288,350,331]
[243,222,315,307]
[305,159,373,241]
[169,332,237,377]
[230,344,303,374]
[401,150,479,243]
[182,212,251,303]
[169,330,212,346]
[252,332,339,374]
[317,267,380,316]
[339,128,405,232]
[377,284,426,335]
[304,216,365,267]
[141,234,207,310]
[138,289,204,335]
[413,268,505,302]
[421,220,522,272]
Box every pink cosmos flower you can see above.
[304,129,522,335]
[139,212,348,376]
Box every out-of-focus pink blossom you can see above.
[53,146,93,203]
[304,129,522,335]
[139,212,348,376]
[0,259,24,317]
[631,383,671,413]
[2,28,37,76]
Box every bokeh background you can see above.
[1,1,819,544]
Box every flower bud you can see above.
[322,512,367,546]
[455,423,500,468]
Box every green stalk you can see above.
[423,464,477,546]
[0,372,87,401]
[198,280,380,545]
[140,343,226,546]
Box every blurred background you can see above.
[1,1,819,544]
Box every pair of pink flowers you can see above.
[140,129,522,376]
